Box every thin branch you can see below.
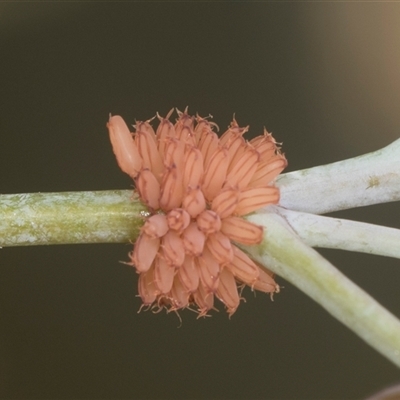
[277,138,400,214]
[244,209,400,368]
[274,206,400,259]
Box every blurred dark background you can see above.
[1,3,400,399]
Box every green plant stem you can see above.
[274,206,400,259]
[2,191,400,367]
[0,190,147,247]
[3,191,400,259]
[277,138,400,214]
[245,209,400,368]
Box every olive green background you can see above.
[1,3,400,399]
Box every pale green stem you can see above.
[1,190,400,366]
[3,191,400,261]
[245,208,400,368]
[274,206,400,259]
[0,190,147,247]
[277,138,400,214]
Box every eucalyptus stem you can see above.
[275,206,400,259]
[2,190,400,367]
[3,190,400,259]
[245,208,400,368]
[0,190,147,247]
[277,138,400,214]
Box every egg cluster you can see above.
[108,109,287,316]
